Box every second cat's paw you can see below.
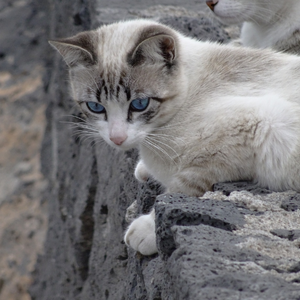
[124,210,157,255]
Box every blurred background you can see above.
[0,1,49,299]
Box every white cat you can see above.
[206,0,300,53]
[50,19,300,255]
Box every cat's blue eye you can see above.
[86,102,105,113]
[130,98,150,112]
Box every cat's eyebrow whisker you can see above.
[74,70,99,90]
[81,69,102,92]
[72,75,98,90]
[71,79,98,94]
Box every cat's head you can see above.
[49,20,184,150]
[206,0,285,25]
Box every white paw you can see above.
[124,210,158,255]
[134,160,150,182]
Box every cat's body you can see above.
[206,0,300,54]
[50,19,300,255]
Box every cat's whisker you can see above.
[142,139,167,165]
[147,133,183,151]
[147,133,185,145]
[151,119,191,131]
[147,136,180,162]
[145,137,178,167]
[71,129,98,140]
[66,123,99,134]
[61,114,87,123]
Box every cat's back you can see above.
[180,39,300,103]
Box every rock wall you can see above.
[0,0,49,298]
[30,0,300,299]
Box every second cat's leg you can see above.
[124,209,157,255]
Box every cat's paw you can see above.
[134,160,150,182]
[124,210,157,255]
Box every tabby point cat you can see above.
[50,19,300,255]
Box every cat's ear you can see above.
[128,29,177,67]
[49,31,97,68]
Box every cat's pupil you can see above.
[87,102,105,113]
[130,98,149,112]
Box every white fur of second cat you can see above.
[50,19,300,255]
[207,0,300,53]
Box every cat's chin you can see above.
[108,142,136,151]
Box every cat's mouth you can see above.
[107,137,137,151]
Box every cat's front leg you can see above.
[167,167,212,197]
[134,159,151,182]
[124,209,157,255]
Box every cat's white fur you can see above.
[207,0,300,53]
[50,19,300,255]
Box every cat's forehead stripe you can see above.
[95,72,131,102]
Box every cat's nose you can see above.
[206,0,218,11]
[110,134,127,146]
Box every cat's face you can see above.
[50,20,183,150]
[206,0,285,24]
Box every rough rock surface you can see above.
[29,0,300,299]
[0,0,49,299]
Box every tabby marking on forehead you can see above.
[91,69,130,102]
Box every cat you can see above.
[49,19,300,255]
[206,0,300,54]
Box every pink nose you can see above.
[110,135,127,145]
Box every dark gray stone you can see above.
[281,193,300,211]
[166,225,300,300]
[159,16,230,43]
[271,229,300,241]
[213,181,272,196]
[155,194,247,258]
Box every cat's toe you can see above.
[124,213,157,255]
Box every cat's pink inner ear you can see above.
[160,35,176,62]
[129,33,177,66]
